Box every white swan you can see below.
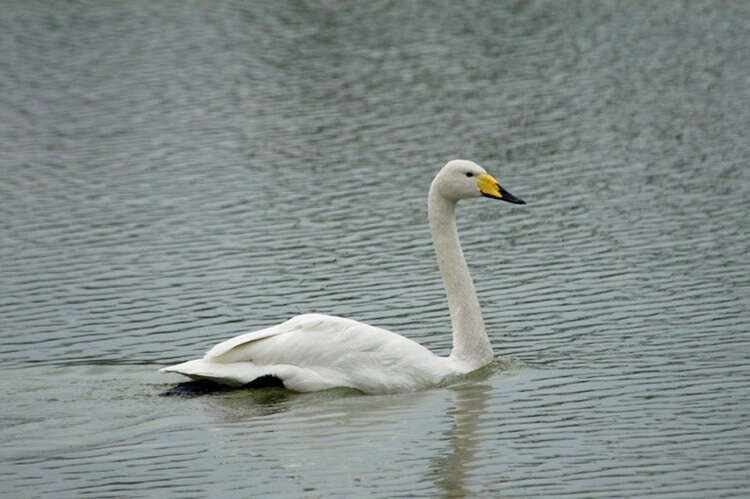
[160,160,525,394]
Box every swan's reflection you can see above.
[429,380,494,497]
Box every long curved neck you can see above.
[428,187,493,368]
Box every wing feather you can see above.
[161,313,451,393]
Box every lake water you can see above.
[2,1,750,497]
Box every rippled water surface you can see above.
[2,1,750,497]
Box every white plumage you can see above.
[160,160,525,394]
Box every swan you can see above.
[160,160,525,394]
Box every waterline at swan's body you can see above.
[160,160,525,394]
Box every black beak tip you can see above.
[498,186,526,205]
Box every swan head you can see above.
[432,159,525,204]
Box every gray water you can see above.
[2,1,750,497]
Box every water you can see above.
[2,1,750,496]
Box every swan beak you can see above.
[477,173,526,204]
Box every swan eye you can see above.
[465,172,473,177]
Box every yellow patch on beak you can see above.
[477,173,503,199]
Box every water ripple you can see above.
[2,1,750,497]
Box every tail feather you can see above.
[161,358,350,392]
[160,359,277,387]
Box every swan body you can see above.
[160,160,525,394]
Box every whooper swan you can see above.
[160,160,525,394]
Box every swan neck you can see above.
[428,188,493,368]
